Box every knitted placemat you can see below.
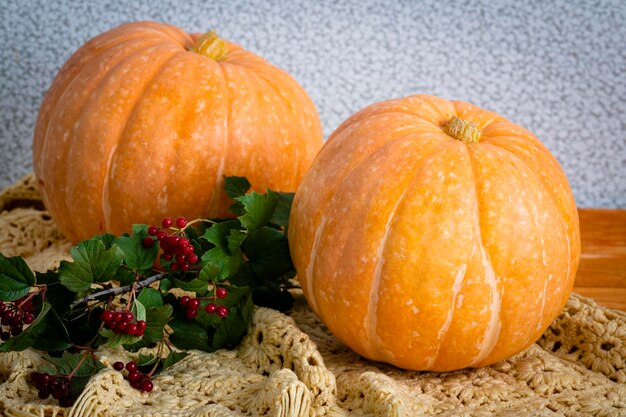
[0,174,624,417]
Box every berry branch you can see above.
[0,176,296,406]
[69,273,168,309]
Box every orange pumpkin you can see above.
[289,95,580,371]
[33,21,322,243]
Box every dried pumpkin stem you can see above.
[444,115,482,143]
[191,31,228,61]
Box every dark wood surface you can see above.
[574,209,626,311]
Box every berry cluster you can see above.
[0,297,35,340]
[30,372,74,406]
[144,217,199,272]
[113,361,153,392]
[180,288,229,320]
[100,310,146,336]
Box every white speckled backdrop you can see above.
[1,0,625,207]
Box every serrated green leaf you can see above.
[116,224,158,271]
[243,227,293,278]
[35,271,74,315]
[43,351,105,377]
[137,353,158,367]
[271,192,294,229]
[93,233,117,249]
[201,247,242,281]
[227,229,247,254]
[202,220,240,251]
[100,328,141,348]
[58,240,123,292]
[31,304,72,352]
[161,350,188,369]
[0,253,35,301]
[173,277,207,294]
[168,317,210,351]
[0,301,51,352]
[115,267,137,286]
[137,287,163,309]
[142,305,173,344]
[236,190,279,232]
[131,299,146,322]
[224,176,251,199]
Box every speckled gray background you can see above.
[1,0,625,207]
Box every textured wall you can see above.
[1,0,625,207]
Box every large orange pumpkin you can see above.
[289,95,580,371]
[33,21,322,243]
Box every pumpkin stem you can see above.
[191,31,228,61]
[444,116,482,143]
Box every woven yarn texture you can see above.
[0,174,624,417]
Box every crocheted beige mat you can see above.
[0,174,624,417]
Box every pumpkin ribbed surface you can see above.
[289,94,581,371]
[33,21,322,243]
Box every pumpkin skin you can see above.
[288,95,580,371]
[33,21,322,243]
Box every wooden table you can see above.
[574,209,626,311]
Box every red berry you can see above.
[178,237,190,246]
[142,236,155,248]
[125,361,137,372]
[166,236,179,247]
[136,328,145,337]
[216,306,228,318]
[176,254,186,264]
[122,312,134,323]
[147,226,158,236]
[113,362,124,371]
[188,253,199,264]
[176,217,188,228]
[113,312,123,323]
[162,218,173,228]
[141,379,154,392]
[118,322,128,333]
[216,287,228,299]
[11,323,23,335]
[163,253,173,261]
[128,370,142,382]
[130,379,142,389]
[180,296,190,307]
[188,298,200,309]
[156,231,168,241]
[205,303,217,314]
[109,321,118,331]
[23,301,34,314]
[184,245,195,255]
[181,262,190,272]
[186,308,198,319]
[23,313,34,324]
[127,323,138,335]
[59,396,74,407]
[101,311,113,322]
[170,262,180,272]
[136,320,147,330]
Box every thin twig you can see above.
[70,273,168,309]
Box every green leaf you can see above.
[0,301,51,352]
[198,262,222,282]
[227,229,247,254]
[224,176,251,199]
[243,227,293,277]
[93,233,117,249]
[201,247,242,281]
[173,277,207,294]
[116,224,158,271]
[31,304,72,352]
[0,253,35,301]
[202,220,240,251]
[100,328,141,348]
[137,353,158,367]
[142,305,173,344]
[131,299,146,322]
[161,350,188,369]
[137,287,163,309]
[271,192,294,229]
[168,317,210,351]
[43,351,105,377]
[35,271,74,315]
[212,287,253,349]
[115,267,137,286]
[236,190,279,232]
[58,240,123,292]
